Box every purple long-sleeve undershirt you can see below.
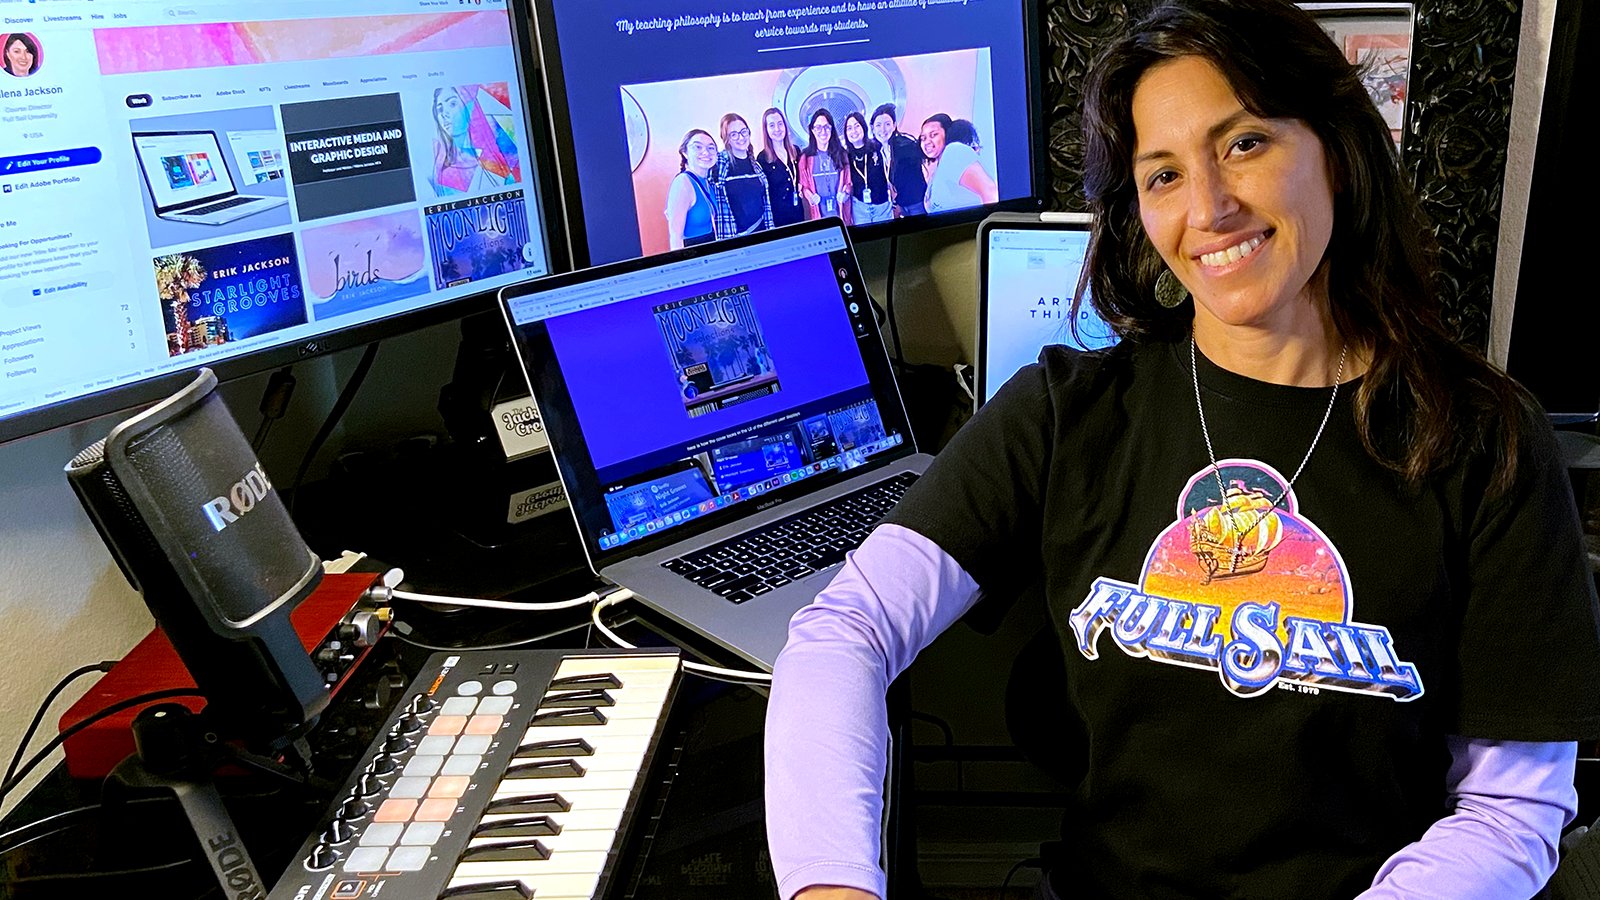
[764,524,1580,900]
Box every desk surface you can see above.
[0,598,778,899]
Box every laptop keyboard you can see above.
[661,470,920,604]
[189,196,257,215]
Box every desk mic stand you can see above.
[101,703,316,898]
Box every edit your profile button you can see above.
[0,147,104,177]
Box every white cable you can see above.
[590,592,773,682]
[391,587,607,612]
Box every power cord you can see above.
[885,233,905,363]
[590,591,772,683]
[252,365,296,452]
[4,661,118,789]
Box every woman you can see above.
[430,86,519,196]
[710,113,773,238]
[871,102,927,218]
[757,108,806,227]
[919,112,998,213]
[842,111,893,224]
[664,128,717,249]
[3,33,38,78]
[796,108,853,224]
[765,1,1600,898]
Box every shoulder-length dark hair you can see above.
[4,33,39,76]
[842,111,876,153]
[1077,0,1529,492]
[757,107,798,165]
[803,108,848,170]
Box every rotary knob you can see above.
[339,796,370,819]
[395,713,423,734]
[408,693,436,714]
[323,818,353,845]
[368,752,397,775]
[383,734,410,754]
[308,843,339,870]
[357,772,383,797]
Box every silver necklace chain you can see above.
[1190,334,1346,532]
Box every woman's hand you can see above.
[796,889,877,900]
[837,190,851,207]
[807,190,822,206]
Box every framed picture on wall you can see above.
[1301,2,1415,153]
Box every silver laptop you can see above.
[131,130,288,225]
[500,219,932,669]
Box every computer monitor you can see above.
[532,0,1047,267]
[0,0,563,445]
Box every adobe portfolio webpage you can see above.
[0,0,550,426]
[545,0,1035,264]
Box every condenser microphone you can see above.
[65,368,328,750]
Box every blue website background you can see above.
[546,251,870,471]
[548,0,1032,263]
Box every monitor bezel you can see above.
[0,0,570,447]
[529,0,1050,270]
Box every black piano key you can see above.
[503,758,586,779]
[472,815,562,838]
[483,793,570,815]
[530,707,607,727]
[548,671,623,691]
[459,839,552,863]
[438,881,534,900]
[514,737,594,759]
[537,688,615,708]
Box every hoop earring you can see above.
[1155,268,1188,309]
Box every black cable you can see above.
[4,661,117,789]
[1000,856,1042,899]
[252,366,297,452]
[0,689,204,805]
[885,233,904,363]
[287,342,379,515]
[0,797,166,855]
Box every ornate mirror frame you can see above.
[1042,0,1521,348]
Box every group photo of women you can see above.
[623,48,1002,255]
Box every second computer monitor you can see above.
[533,0,1047,266]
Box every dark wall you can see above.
[1037,0,1524,351]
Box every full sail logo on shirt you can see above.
[1068,459,1423,701]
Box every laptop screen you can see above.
[132,132,239,210]
[980,222,1119,404]
[503,222,913,559]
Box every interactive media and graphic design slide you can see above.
[152,232,308,357]
[282,92,415,221]
[299,211,430,320]
[1069,460,1424,702]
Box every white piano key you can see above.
[552,654,680,678]
[490,768,639,799]
[443,869,601,900]
[451,848,610,878]
[467,826,618,855]
[479,801,628,834]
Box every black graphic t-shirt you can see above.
[884,338,1600,899]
